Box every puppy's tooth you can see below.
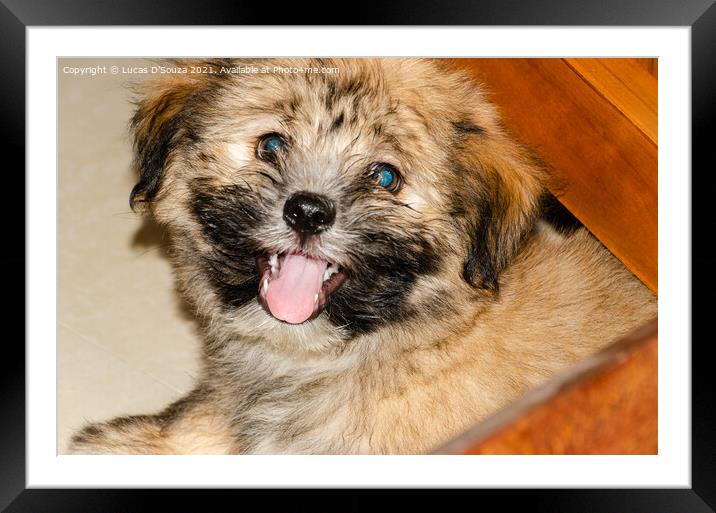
[269,254,279,275]
[323,265,338,282]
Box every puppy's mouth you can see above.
[256,253,348,324]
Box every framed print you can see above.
[3,0,714,510]
[54,55,662,462]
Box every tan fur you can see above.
[69,58,656,455]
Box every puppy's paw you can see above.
[68,415,165,455]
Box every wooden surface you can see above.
[565,58,657,144]
[435,319,658,455]
[450,58,658,294]
[635,58,659,78]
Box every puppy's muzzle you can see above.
[256,192,346,324]
[283,192,336,235]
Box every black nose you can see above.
[283,192,336,234]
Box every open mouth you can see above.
[256,252,348,324]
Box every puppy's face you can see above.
[130,59,547,349]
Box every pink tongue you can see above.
[265,254,328,324]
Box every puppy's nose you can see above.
[283,192,336,234]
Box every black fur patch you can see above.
[452,120,485,136]
[130,113,185,209]
[462,198,501,291]
[326,229,440,335]
[458,170,536,293]
[190,180,265,310]
[329,112,345,133]
[539,192,582,234]
[129,74,227,209]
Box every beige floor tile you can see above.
[58,58,201,453]
[58,326,190,454]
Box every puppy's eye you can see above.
[369,163,402,193]
[256,133,288,162]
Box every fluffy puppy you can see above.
[69,58,657,454]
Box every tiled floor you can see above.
[58,59,201,453]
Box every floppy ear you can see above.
[454,122,549,291]
[129,68,209,210]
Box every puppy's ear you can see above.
[454,121,549,291]
[129,66,209,210]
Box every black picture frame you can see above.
[2,0,713,510]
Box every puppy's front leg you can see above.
[68,386,236,455]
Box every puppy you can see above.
[69,58,657,454]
